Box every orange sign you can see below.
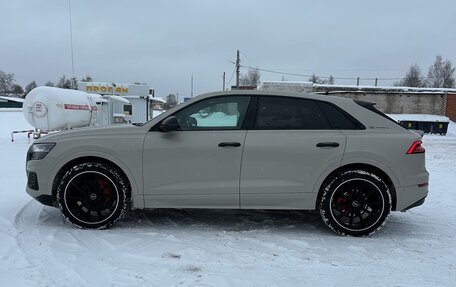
[85,85,129,94]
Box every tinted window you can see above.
[123,105,132,115]
[317,101,359,129]
[355,100,405,129]
[255,97,331,130]
[174,96,250,130]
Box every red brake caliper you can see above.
[98,179,113,205]
[336,197,347,212]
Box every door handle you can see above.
[218,142,241,147]
[316,142,340,148]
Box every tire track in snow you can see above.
[14,200,90,286]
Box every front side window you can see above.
[174,96,251,130]
[255,97,331,130]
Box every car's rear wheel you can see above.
[56,162,130,229]
[319,170,391,236]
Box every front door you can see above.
[143,96,251,208]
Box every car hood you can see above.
[35,124,146,143]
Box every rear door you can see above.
[240,96,347,209]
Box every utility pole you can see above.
[236,49,240,89]
[191,73,194,97]
[222,72,225,91]
[68,0,75,89]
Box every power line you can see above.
[239,64,433,81]
[226,65,236,85]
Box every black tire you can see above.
[319,170,391,236]
[56,162,130,229]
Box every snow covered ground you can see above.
[1,111,455,286]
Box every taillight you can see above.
[407,141,425,154]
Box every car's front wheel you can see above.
[319,170,391,236]
[56,162,130,229]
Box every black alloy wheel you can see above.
[57,162,130,229]
[320,170,391,236]
[64,171,119,225]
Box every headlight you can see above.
[27,143,56,161]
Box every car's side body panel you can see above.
[240,130,346,209]
[142,130,247,208]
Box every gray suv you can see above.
[26,91,429,236]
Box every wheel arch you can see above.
[316,163,397,211]
[52,156,133,206]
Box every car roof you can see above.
[197,90,354,104]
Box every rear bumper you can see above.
[395,171,429,211]
[402,196,426,211]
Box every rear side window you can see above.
[355,100,405,128]
[317,101,360,130]
[255,97,331,130]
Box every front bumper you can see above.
[26,158,56,207]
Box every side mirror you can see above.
[159,116,180,132]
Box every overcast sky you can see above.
[1,0,455,97]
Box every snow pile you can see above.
[0,96,25,103]
[445,121,456,136]
[0,111,455,286]
[0,108,23,112]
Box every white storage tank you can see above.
[23,86,98,131]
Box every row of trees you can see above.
[395,55,455,88]
[0,71,94,98]
[240,68,262,87]
[308,74,335,85]
[239,55,455,89]
[0,71,31,97]
[2,55,454,98]
[239,67,337,86]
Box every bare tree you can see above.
[442,60,456,88]
[240,68,261,87]
[395,64,425,87]
[57,75,72,89]
[308,73,328,84]
[427,55,455,88]
[328,75,335,85]
[25,81,37,95]
[11,84,24,97]
[81,74,93,82]
[0,70,15,94]
[45,81,55,87]
[165,94,177,109]
[70,77,77,89]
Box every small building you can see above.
[149,96,166,110]
[77,82,154,124]
[0,96,24,108]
